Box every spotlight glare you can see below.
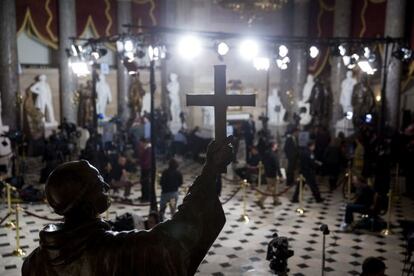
[253,57,270,71]
[148,45,160,61]
[375,95,381,102]
[345,111,353,120]
[276,57,289,70]
[358,60,377,75]
[278,45,288,58]
[71,45,78,56]
[217,42,229,56]
[70,61,90,77]
[309,46,319,58]
[239,39,259,60]
[392,47,413,61]
[338,45,346,56]
[116,41,124,52]
[342,56,351,66]
[178,35,202,60]
[124,40,134,52]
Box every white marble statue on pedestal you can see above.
[298,74,314,125]
[202,106,214,128]
[0,97,11,171]
[336,71,357,136]
[96,73,112,120]
[167,73,181,133]
[141,90,150,116]
[30,74,57,124]
[267,88,286,126]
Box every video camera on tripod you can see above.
[266,233,294,275]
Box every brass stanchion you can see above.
[346,168,352,203]
[393,164,400,201]
[12,204,25,257]
[238,179,249,223]
[295,175,305,215]
[258,161,263,188]
[381,185,394,236]
[4,184,16,228]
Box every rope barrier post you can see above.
[258,161,263,188]
[381,185,394,236]
[347,168,352,203]
[393,163,400,201]
[295,175,305,215]
[238,179,249,223]
[12,204,25,257]
[5,184,16,228]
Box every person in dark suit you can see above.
[291,140,324,203]
[243,114,256,162]
[284,128,299,186]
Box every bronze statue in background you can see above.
[23,85,44,140]
[129,73,146,124]
[308,77,332,127]
[22,137,233,276]
[77,80,94,128]
[351,76,375,128]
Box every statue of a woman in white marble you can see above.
[167,73,181,126]
[339,71,357,114]
[96,73,112,119]
[298,74,314,125]
[30,74,56,124]
[267,88,286,126]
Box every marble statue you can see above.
[267,88,286,126]
[298,74,314,125]
[96,73,112,120]
[167,73,181,127]
[141,90,150,115]
[202,106,214,128]
[78,80,94,128]
[30,74,56,124]
[340,71,357,114]
[22,137,233,276]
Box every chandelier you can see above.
[216,0,288,13]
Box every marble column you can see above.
[331,0,352,126]
[384,0,406,129]
[117,0,132,123]
[0,0,19,130]
[58,0,77,124]
[291,0,310,111]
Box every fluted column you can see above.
[58,0,77,124]
[384,0,406,129]
[291,0,310,110]
[331,0,352,127]
[0,0,19,130]
[117,0,132,123]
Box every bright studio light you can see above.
[217,42,229,56]
[70,61,90,77]
[253,57,270,71]
[358,60,377,75]
[276,56,290,70]
[375,95,381,102]
[278,45,288,58]
[178,35,202,59]
[345,111,353,120]
[239,39,259,60]
[124,40,134,52]
[309,46,319,58]
[338,44,347,56]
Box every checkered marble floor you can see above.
[1,158,413,276]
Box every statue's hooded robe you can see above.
[22,169,225,276]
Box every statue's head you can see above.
[170,73,178,81]
[346,71,353,78]
[45,160,110,220]
[39,74,47,82]
[307,74,314,83]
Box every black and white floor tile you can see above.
[0,158,413,276]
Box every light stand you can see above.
[320,224,330,276]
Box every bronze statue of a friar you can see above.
[22,137,233,276]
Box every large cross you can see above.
[186,65,256,145]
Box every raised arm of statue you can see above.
[148,136,233,275]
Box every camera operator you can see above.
[266,233,294,275]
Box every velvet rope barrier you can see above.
[21,209,62,222]
[252,185,294,197]
[0,212,11,226]
[220,187,241,205]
